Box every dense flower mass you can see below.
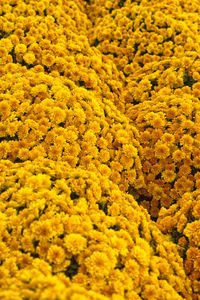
[0,0,199,299]
[0,159,193,299]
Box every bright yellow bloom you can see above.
[47,245,65,265]
[184,220,200,247]
[15,43,27,55]
[122,144,138,158]
[115,129,130,144]
[142,284,159,300]
[180,134,193,147]
[85,251,111,278]
[42,53,55,67]
[23,52,36,65]
[64,233,87,255]
[26,174,51,190]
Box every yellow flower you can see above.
[124,64,133,75]
[31,84,48,97]
[15,43,27,55]
[64,233,87,255]
[109,200,120,216]
[142,284,159,300]
[184,220,200,247]
[132,245,150,267]
[154,143,170,159]
[42,53,55,67]
[174,176,194,194]
[0,241,9,261]
[110,161,123,172]
[151,129,163,141]
[17,148,29,161]
[65,129,78,142]
[10,34,19,45]
[0,38,13,52]
[124,259,140,278]
[152,184,164,200]
[26,174,51,190]
[32,258,52,275]
[151,117,165,129]
[177,215,188,233]
[193,202,200,219]
[115,129,130,144]
[179,164,191,176]
[122,144,138,158]
[166,107,178,119]
[0,265,9,281]
[110,171,121,185]
[108,190,121,206]
[85,251,111,278]
[97,137,108,149]
[0,142,9,159]
[110,236,128,256]
[98,164,111,177]
[50,107,66,124]
[193,156,200,169]
[138,78,151,91]
[172,149,185,162]
[120,154,134,170]
[0,47,7,58]
[99,149,110,163]
[31,220,54,240]
[23,52,36,65]
[83,130,97,145]
[126,169,137,184]
[180,134,193,147]
[29,145,46,160]
[161,133,175,145]
[3,22,14,33]
[142,147,154,160]
[88,121,101,134]
[47,245,66,265]
[0,101,10,120]
[36,241,51,259]
[48,145,63,160]
[161,170,176,183]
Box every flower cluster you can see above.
[126,92,200,219]
[0,158,192,299]
[157,190,200,298]
[88,0,200,112]
[0,66,144,193]
[0,0,145,195]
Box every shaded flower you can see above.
[154,143,170,159]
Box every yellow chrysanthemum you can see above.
[42,53,56,67]
[162,170,176,183]
[47,245,66,265]
[23,52,36,65]
[64,233,87,255]
[85,251,111,278]
[15,43,27,55]
[154,143,170,159]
